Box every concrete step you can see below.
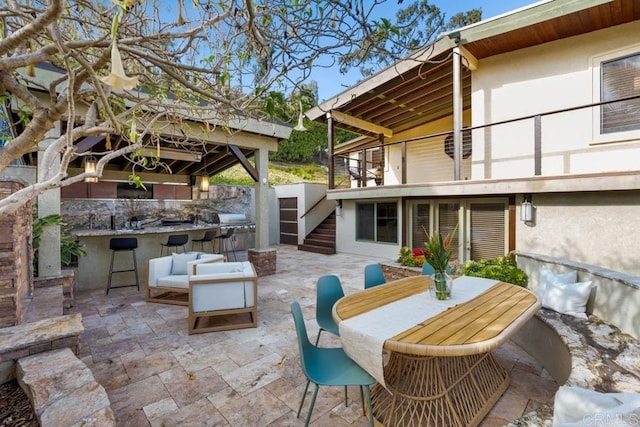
[298,244,336,255]
[304,238,335,248]
[17,348,115,426]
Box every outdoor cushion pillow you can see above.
[541,279,592,319]
[553,385,640,426]
[171,252,199,275]
[538,265,577,298]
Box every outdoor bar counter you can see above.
[71,224,220,291]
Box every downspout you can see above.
[453,47,463,181]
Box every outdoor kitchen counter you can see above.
[71,225,221,291]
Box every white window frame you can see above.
[592,44,640,144]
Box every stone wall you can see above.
[380,262,421,282]
[0,314,82,384]
[60,184,254,230]
[0,178,32,328]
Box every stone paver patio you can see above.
[68,245,557,426]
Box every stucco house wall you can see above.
[472,20,640,180]
[516,190,640,276]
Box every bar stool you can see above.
[216,228,237,261]
[160,234,188,256]
[191,230,216,253]
[107,237,139,295]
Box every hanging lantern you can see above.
[84,156,98,183]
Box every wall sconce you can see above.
[198,174,210,192]
[521,194,533,222]
[84,156,98,183]
[335,199,342,217]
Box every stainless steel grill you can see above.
[212,213,255,250]
[212,213,249,226]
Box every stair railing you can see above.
[299,195,328,219]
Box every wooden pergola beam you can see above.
[329,110,393,138]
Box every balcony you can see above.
[328,97,640,200]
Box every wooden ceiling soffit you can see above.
[330,110,393,138]
[139,147,202,162]
[228,144,258,182]
[457,0,612,46]
[349,60,454,118]
[378,79,471,130]
[370,73,469,127]
[73,135,105,159]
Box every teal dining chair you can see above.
[315,274,344,345]
[291,302,375,427]
[364,264,386,289]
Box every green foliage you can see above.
[461,254,528,287]
[340,1,482,77]
[32,212,86,277]
[210,174,255,186]
[422,224,457,274]
[396,247,425,268]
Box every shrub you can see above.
[396,247,425,267]
[32,213,86,277]
[461,253,527,287]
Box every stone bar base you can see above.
[248,248,276,277]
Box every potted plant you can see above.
[422,225,458,300]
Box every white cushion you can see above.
[538,265,577,298]
[195,261,247,276]
[553,386,640,426]
[542,279,592,319]
[171,252,199,275]
[156,275,189,289]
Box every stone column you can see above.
[248,147,276,276]
[37,125,62,277]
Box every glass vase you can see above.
[430,271,453,300]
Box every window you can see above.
[356,202,397,243]
[469,202,506,260]
[601,53,640,134]
[438,202,460,261]
[411,203,430,249]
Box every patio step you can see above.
[298,211,336,255]
[297,243,336,255]
[17,348,115,426]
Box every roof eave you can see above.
[306,0,614,123]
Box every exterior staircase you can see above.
[298,212,336,255]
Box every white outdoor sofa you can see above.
[147,252,225,305]
[188,261,258,334]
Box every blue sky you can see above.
[313,0,535,101]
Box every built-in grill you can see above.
[212,213,256,250]
[212,213,249,226]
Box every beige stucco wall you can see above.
[273,183,332,245]
[516,190,640,276]
[472,20,640,180]
[335,198,402,260]
[384,111,472,185]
